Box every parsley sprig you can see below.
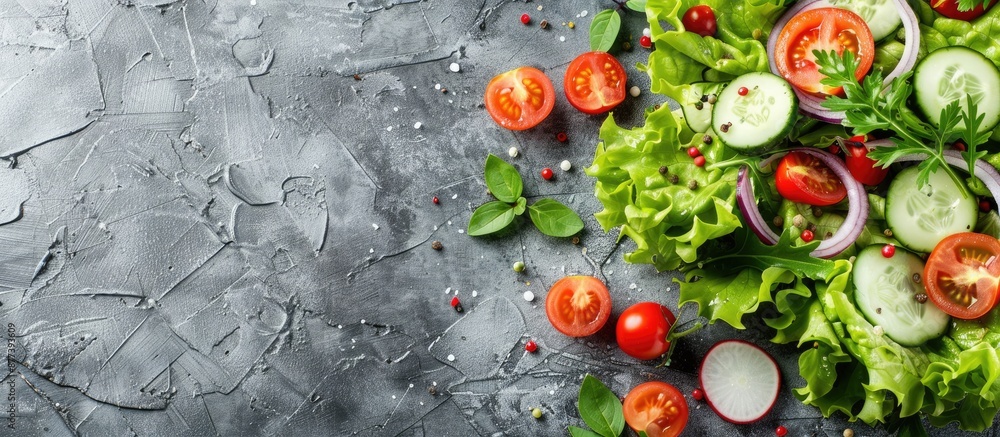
[814,50,988,193]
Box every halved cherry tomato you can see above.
[681,5,718,37]
[623,381,688,437]
[616,302,676,361]
[843,138,889,186]
[545,276,612,337]
[930,0,997,21]
[775,150,847,206]
[564,52,627,115]
[774,8,875,96]
[484,66,555,130]
[924,232,1000,319]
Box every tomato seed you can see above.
[525,340,538,352]
[639,35,652,48]
[520,13,531,24]
[776,425,788,437]
[737,86,748,96]
[800,229,814,242]
[693,155,706,167]
[914,293,929,304]
[556,132,568,142]
[692,388,704,401]
[541,168,554,180]
[881,244,895,258]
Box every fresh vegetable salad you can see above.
[585,0,1000,433]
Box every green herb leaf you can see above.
[528,198,584,237]
[568,426,605,437]
[484,154,523,203]
[577,375,624,437]
[513,196,527,215]
[589,9,621,52]
[625,0,647,12]
[467,201,516,236]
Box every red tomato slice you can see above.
[774,7,875,96]
[564,52,627,115]
[843,139,889,186]
[775,150,847,206]
[930,0,997,20]
[545,276,612,337]
[616,302,676,361]
[623,381,688,437]
[924,232,1000,319]
[484,66,555,130]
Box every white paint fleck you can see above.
[447,354,455,361]
[449,62,461,72]
[630,86,641,97]
[560,160,572,171]
[508,146,519,157]
[523,291,535,302]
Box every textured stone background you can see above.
[0,0,990,435]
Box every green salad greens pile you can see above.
[585,0,1000,433]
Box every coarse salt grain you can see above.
[472,290,478,297]
[523,291,535,302]
[580,10,588,17]
[451,194,458,199]
[449,62,461,72]
[386,126,393,132]
[447,354,455,361]
[413,122,422,129]
[508,146,519,157]
[643,27,651,37]
[434,83,441,90]
[560,160,572,171]
[559,36,566,42]
[630,86,641,97]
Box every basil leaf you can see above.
[528,198,584,237]
[467,201,516,236]
[484,154,522,203]
[513,196,527,215]
[577,375,624,437]
[589,9,621,52]
[568,426,604,437]
[625,0,646,12]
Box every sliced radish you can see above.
[699,340,781,424]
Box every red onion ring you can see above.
[735,148,869,258]
[766,0,921,123]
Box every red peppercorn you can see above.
[691,388,704,401]
[953,140,967,152]
[432,196,440,205]
[693,155,706,167]
[881,244,895,258]
[981,199,992,212]
[737,86,749,96]
[639,35,652,48]
[556,132,568,142]
[687,146,701,158]
[827,144,840,155]
[525,340,538,353]
[775,425,788,437]
[541,168,554,180]
[520,13,531,25]
[800,229,814,242]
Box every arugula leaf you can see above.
[957,0,991,12]
[467,201,516,236]
[528,198,584,237]
[484,154,523,203]
[699,226,839,280]
[589,9,621,52]
[577,375,624,437]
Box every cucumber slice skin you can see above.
[885,165,978,253]
[711,72,798,154]
[852,245,950,347]
[827,0,901,41]
[914,46,1000,133]
[680,82,725,133]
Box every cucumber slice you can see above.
[886,165,978,253]
[680,82,725,133]
[852,245,949,346]
[914,46,1000,133]
[827,0,901,41]
[711,72,797,154]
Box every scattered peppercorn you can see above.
[450,296,464,313]
[800,229,814,242]
[914,293,928,304]
[693,155,706,167]
[622,41,632,51]
[694,101,703,110]
[556,132,568,142]
[432,196,440,205]
[428,386,438,395]
[843,429,855,437]
[687,180,698,190]
[639,35,652,48]
[441,88,448,94]
[541,167,554,180]
[520,13,531,24]
[719,122,732,133]
[568,21,575,29]
[539,19,548,29]
[875,307,882,314]
[883,228,893,237]
[707,94,718,104]
[881,244,895,258]
[531,407,543,419]
[912,273,921,283]
[513,261,526,272]
[687,147,701,158]
[773,216,783,227]
[752,28,762,40]
[812,206,823,217]
[353,74,362,81]
[691,388,704,401]
[431,240,443,251]
[659,166,669,175]
[668,174,679,184]
[737,86,749,96]
[525,340,538,352]
[702,134,712,144]
[775,425,788,437]
[572,236,580,244]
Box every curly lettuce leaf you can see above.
[586,105,742,271]
[931,4,1000,67]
